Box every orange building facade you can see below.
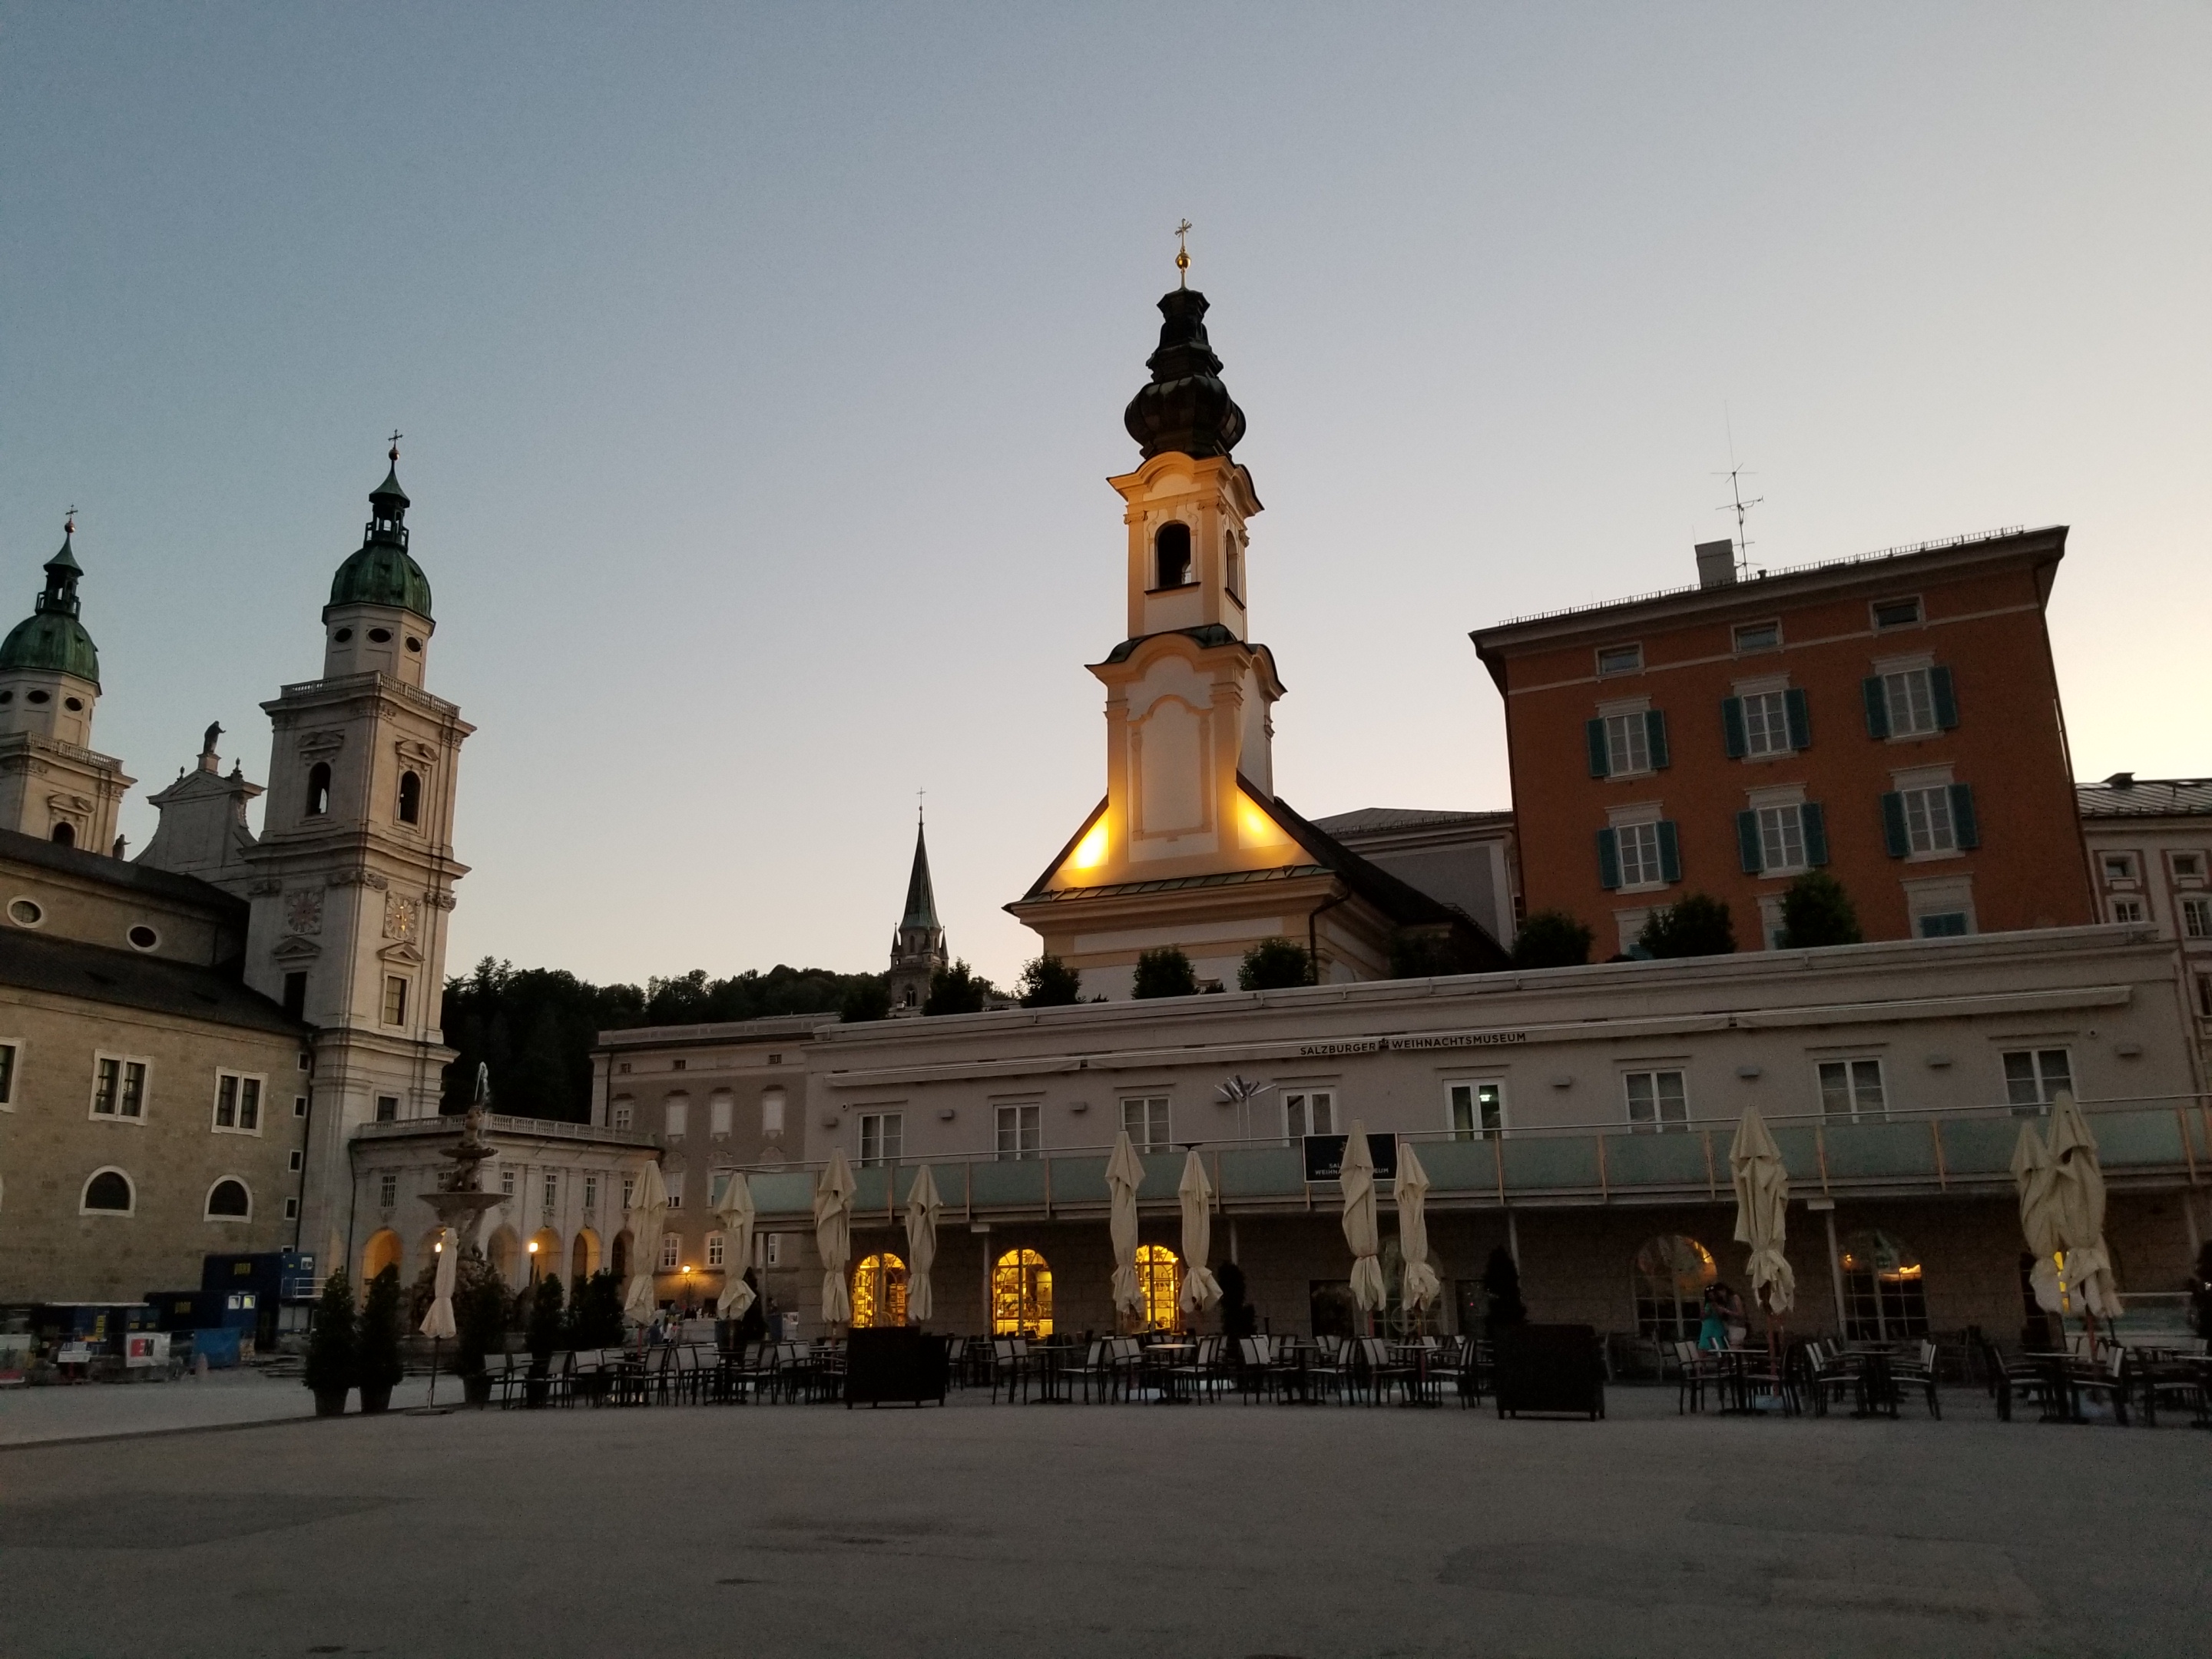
[1471,526,2095,955]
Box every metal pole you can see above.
[1822,1206,1846,1337]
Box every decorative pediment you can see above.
[394,738,439,767]
[377,939,424,966]
[272,934,322,964]
[298,730,346,759]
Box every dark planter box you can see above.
[463,1373,495,1408]
[359,1384,394,1415]
[313,1388,349,1417]
[843,1328,949,1407]
[1493,1324,1605,1420]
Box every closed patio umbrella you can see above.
[2011,1118,2065,1314]
[815,1148,856,1325]
[419,1227,459,1340]
[1177,1149,1221,1316]
[1394,1141,1440,1316]
[1108,1130,1147,1318]
[904,1164,943,1325]
[1340,1121,1386,1315]
[714,1171,757,1320]
[2048,1092,2123,1325]
[622,1159,669,1323]
[1728,1108,1795,1317]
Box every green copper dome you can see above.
[0,529,101,687]
[324,456,433,621]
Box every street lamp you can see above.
[527,1238,539,1283]
[681,1264,694,1319]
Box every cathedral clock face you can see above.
[384,893,417,942]
[286,888,323,935]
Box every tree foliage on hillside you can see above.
[439,957,887,1121]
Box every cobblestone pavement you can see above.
[3,1384,2207,1658]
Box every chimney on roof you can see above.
[2106,771,2135,789]
[1694,539,1737,589]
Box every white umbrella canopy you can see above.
[1394,1141,1441,1314]
[1728,1108,1796,1316]
[815,1149,857,1325]
[714,1171,757,1320]
[2011,1118,2066,1313]
[1177,1149,1222,1316]
[419,1227,459,1340]
[622,1160,670,1323]
[1108,1131,1147,1318]
[1340,1121,1387,1314]
[2048,1092,2124,1320]
[904,1164,944,1325]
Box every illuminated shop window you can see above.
[992,1248,1053,1337]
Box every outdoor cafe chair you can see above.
[988,1337,1029,1404]
[1065,1339,1116,1402]
[1671,1340,1708,1414]
[494,1349,530,1409]
[1889,1340,1942,1419]
[1983,1336,2068,1422]
[1356,1337,1412,1406]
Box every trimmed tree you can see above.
[1215,1260,1257,1343]
[1017,954,1082,1007]
[453,1250,508,1379]
[303,1269,356,1413]
[357,1266,405,1411]
[571,1271,627,1349]
[1778,872,1863,949]
[1512,910,1594,969]
[1238,937,1314,991]
[1637,893,1736,959]
[1131,946,1197,999]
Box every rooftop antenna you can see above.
[1174,219,1192,289]
[1714,406,1762,579]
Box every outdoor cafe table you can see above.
[1027,1341,1076,1403]
[1841,1349,1898,1419]
[1391,1343,1442,1408]
[1143,1343,1197,1402]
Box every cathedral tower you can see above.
[239,445,472,1270]
[886,811,948,1012]
[0,517,133,851]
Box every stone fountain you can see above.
[421,1065,504,1249]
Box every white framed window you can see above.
[381,975,409,1025]
[1596,643,1643,676]
[542,1172,558,1211]
[283,1197,299,1220]
[1446,1081,1503,1140]
[2110,897,2147,924]
[1604,712,1651,776]
[859,1111,903,1167]
[664,1095,689,1137]
[2197,975,2212,1019]
[81,1167,134,1214]
[1757,804,1808,875]
[995,1103,1041,1161]
[1879,668,1939,736]
[2002,1048,2073,1114]
[212,1072,264,1134]
[0,1039,19,1108]
[1733,621,1781,654]
[1899,786,1957,855]
[374,1094,399,1123]
[500,1167,516,1197]
[710,1091,733,1137]
[611,1097,634,1131]
[2169,851,2204,882]
[1817,1058,1886,1122]
[621,1174,637,1208]
[1742,690,1790,756]
[764,1233,783,1267]
[2181,896,2212,939]
[706,1230,726,1269]
[293,1094,308,1118]
[1623,1069,1688,1133]
[659,1233,680,1271]
[2099,853,2137,884]
[761,1088,786,1137]
[91,1054,150,1121]
[1872,595,1922,631]
[665,1172,683,1210]
[288,1149,303,1172]
[204,1177,253,1220]
[1121,1095,1171,1151]
[1283,1090,1334,1140]
[583,1174,598,1211]
[1617,820,1666,889]
[379,1172,398,1207]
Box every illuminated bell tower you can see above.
[0,517,134,852]
[241,442,472,1270]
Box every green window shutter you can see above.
[1597,827,1621,890]
[1645,709,1670,770]
[1863,676,1890,740]
[1657,820,1681,883]
[1736,810,1763,873]
[1721,697,1747,759]
[1949,782,1979,849]
[1784,687,1812,750]
[1802,801,1829,866]
[1931,665,1959,730]
[1586,719,1610,779]
[1880,791,1909,857]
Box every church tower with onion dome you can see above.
[0,515,134,852]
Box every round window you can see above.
[127,925,159,950]
[64,697,83,712]
[8,898,42,927]
[404,636,422,653]
[26,690,49,705]
[0,690,13,704]
[368,628,392,644]
[333,628,353,643]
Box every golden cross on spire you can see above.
[1174,219,1192,288]
[388,428,403,461]
[64,505,76,535]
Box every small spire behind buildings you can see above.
[886,801,949,1013]
[902,808,940,932]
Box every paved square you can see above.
[3,1385,2207,1658]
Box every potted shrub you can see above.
[303,1270,356,1416]
[525,1276,565,1407]
[357,1265,404,1413]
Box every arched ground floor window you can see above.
[528,1227,561,1281]
[853,1252,908,1328]
[1840,1230,1929,1342]
[1633,1234,1715,1340]
[993,1248,1052,1337]
[1134,1244,1181,1331]
[571,1227,601,1282]
[362,1228,402,1283]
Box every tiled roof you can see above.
[0,825,245,917]
[2076,777,2212,818]
[1017,863,1334,904]
[1310,806,1514,836]
[0,928,305,1037]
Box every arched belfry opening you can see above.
[306,761,331,817]
[1154,522,1192,590]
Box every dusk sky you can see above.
[5,6,2207,992]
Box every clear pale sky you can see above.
[4,6,2207,991]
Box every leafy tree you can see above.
[357,1266,405,1395]
[1637,892,1736,959]
[923,959,995,1015]
[1131,945,1197,999]
[1388,927,1485,979]
[1778,872,1863,949]
[839,975,892,1022]
[569,1271,626,1348]
[1017,954,1083,1007]
[303,1270,356,1399]
[1512,910,1594,969]
[1238,936,1314,990]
